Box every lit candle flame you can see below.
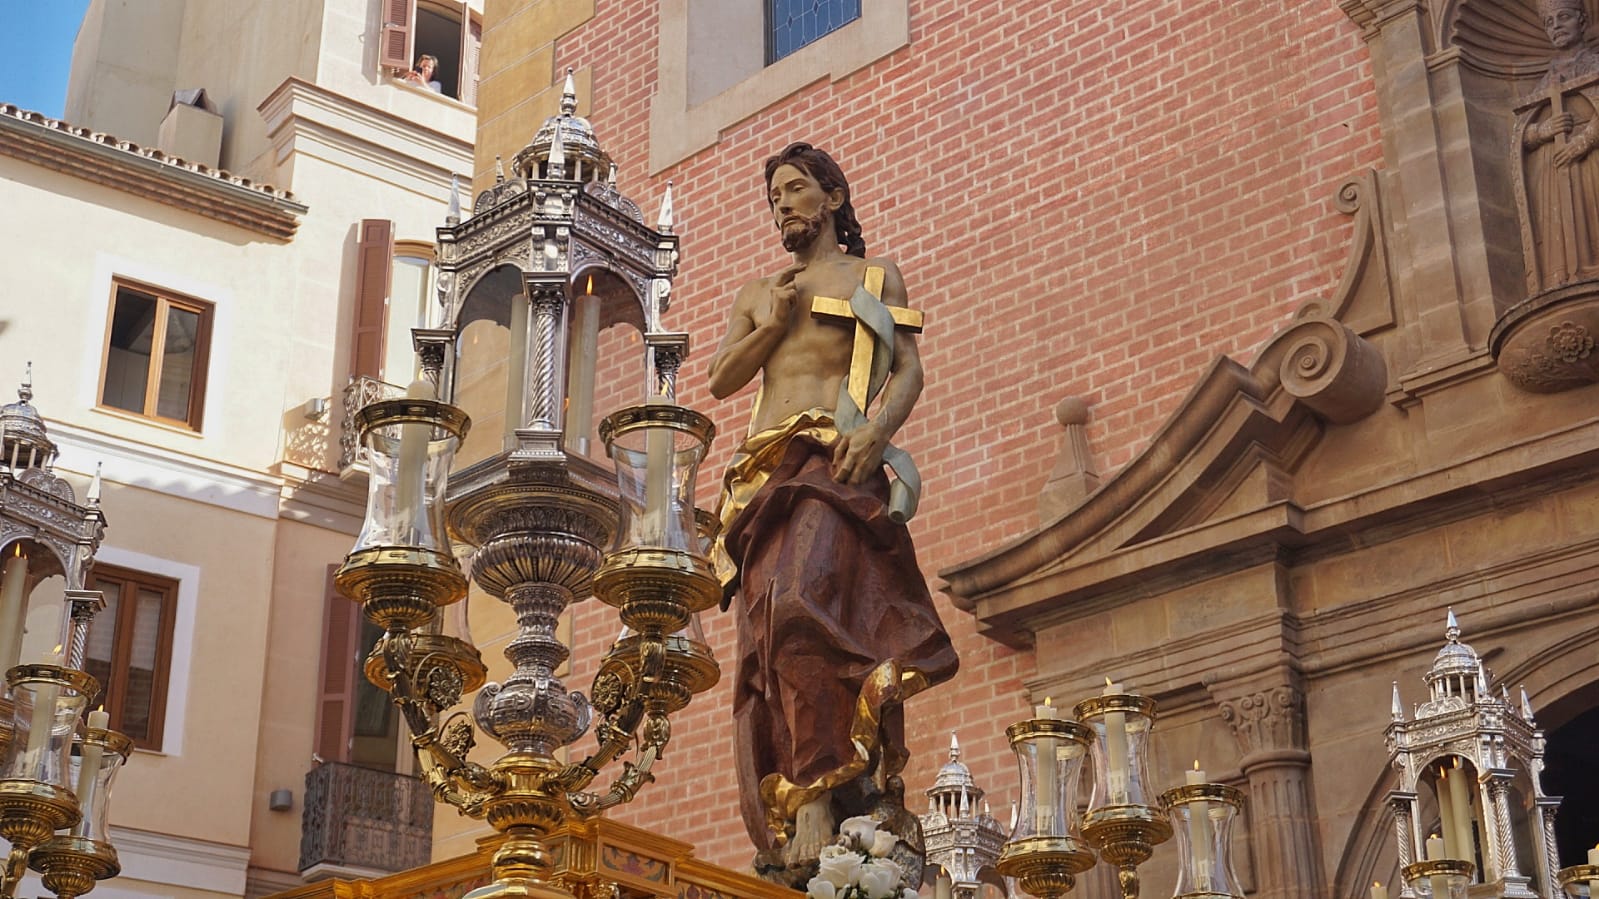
[1193,759,1201,771]
[1043,696,1052,707]
[585,275,594,295]
[1105,676,1114,689]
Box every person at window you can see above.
[401,54,442,92]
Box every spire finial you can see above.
[494,155,505,183]
[18,361,32,404]
[548,118,566,176]
[657,180,675,232]
[1520,685,1535,722]
[560,67,578,116]
[608,162,618,185]
[1391,681,1404,721]
[1475,660,1488,697]
[447,174,462,222]
[948,730,960,762]
[87,462,103,505]
[1445,607,1461,643]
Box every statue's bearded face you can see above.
[1543,3,1587,49]
[769,163,837,252]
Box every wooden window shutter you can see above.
[462,15,482,107]
[351,218,394,381]
[379,0,416,72]
[313,564,360,763]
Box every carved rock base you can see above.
[1491,279,1599,392]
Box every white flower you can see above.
[816,845,863,889]
[839,815,879,848]
[805,877,838,899]
[868,828,898,858]
[857,858,904,899]
[900,889,920,899]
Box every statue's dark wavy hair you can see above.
[763,142,866,257]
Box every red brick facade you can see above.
[550,0,1383,869]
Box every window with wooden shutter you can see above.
[351,218,394,381]
[380,0,416,72]
[98,278,214,431]
[83,563,179,752]
[313,564,360,763]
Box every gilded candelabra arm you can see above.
[568,707,672,817]
[3,845,29,899]
[553,633,672,808]
[412,713,504,815]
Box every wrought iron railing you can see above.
[298,761,433,875]
[338,375,404,473]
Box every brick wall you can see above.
[520,0,1381,870]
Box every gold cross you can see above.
[811,266,923,413]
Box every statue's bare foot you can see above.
[785,797,834,866]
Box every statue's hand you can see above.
[1541,113,1576,145]
[1554,134,1592,167]
[754,263,804,333]
[832,420,888,486]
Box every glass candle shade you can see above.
[2,665,97,788]
[599,403,715,555]
[1402,860,1474,899]
[997,716,1097,896]
[68,727,132,842]
[1076,693,1159,812]
[1557,864,1599,898]
[1160,783,1246,898]
[350,397,470,558]
[1006,716,1093,842]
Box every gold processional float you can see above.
[313,73,1599,899]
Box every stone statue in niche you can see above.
[1514,0,1599,295]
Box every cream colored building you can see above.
[0,0,487,895]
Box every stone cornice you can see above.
[0,103,306,240]
[258,77,473,195]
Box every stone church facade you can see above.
[438,1,1599,897]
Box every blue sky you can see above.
[2,0,93,117]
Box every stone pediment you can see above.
[940,174,1401,647]
[939,319,1383,647]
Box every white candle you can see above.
[1446,761,1474,867]
[1103,679,1129,804]
[1587,844,1598,897]
[0,546,29,672]
[934,867,953,899]
[1425,835,1450,898]
[1186,762,1212,890]
[642,402,674,546]
[74,708,110,826]
[1370,882,1388,899]
[1436,769,1460,860]
[24,653,62,773]
[1034,698,1059,833]
[394,380,433,544]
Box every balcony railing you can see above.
[298,761,432,877]
[339,375,404,473]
